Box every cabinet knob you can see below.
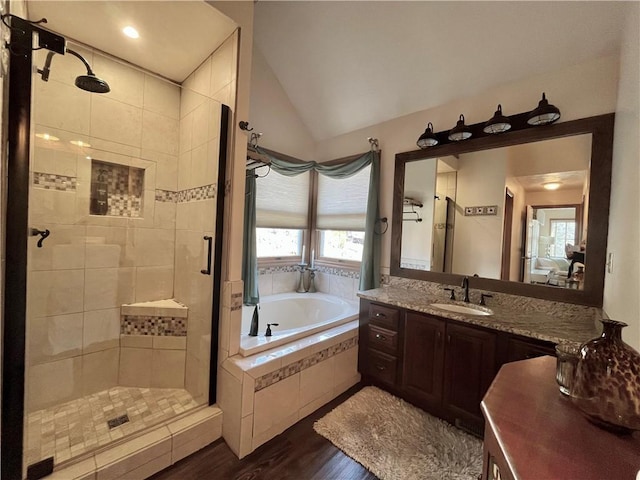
[375,364,386,371]
[375,312,386,318]
[375,333,387,341]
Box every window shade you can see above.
[256,170,310,228]
[316,165,370,230]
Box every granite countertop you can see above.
[358,286,603,346]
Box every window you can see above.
[550,219,576,257]
[255,169,310,259]
[316,165,370,263]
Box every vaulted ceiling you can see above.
[253,1,627,141]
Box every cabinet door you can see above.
[443,322,496,425]
[402,312,445,408]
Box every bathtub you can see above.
[239,292,359,356]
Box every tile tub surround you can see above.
[257,264,361,302]
[219,320,360,458]
[360,284,602,345]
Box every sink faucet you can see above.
[461,277,470,303]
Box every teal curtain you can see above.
[253,148,381,291]
[242,173,259,305]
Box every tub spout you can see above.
[248,304,259,336]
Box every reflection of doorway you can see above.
[501,188,514,280]
[523,204,582,284]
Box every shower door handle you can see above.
[30,228,50,248]
[201,235,213,275]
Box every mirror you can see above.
[391,114,614,307]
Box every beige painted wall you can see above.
[313,55,620,278]
[604,3,640,350]
[249,45,316,160]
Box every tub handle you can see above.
[265,323,279,337]
[200,235,212,275]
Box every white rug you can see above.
[313,386,483,480]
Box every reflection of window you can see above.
[550,219,576,257]
[255,170,310,259]
[316,166,370,263]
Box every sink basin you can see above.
[430,303,493,316]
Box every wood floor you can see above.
[151,384,378,480]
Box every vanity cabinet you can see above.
[359,299,556,437]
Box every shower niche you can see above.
[90,160,144,217]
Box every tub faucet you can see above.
[461,277,470,303]
[248,304,259,336]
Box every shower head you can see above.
[37,47,110,93]
[66,48,110,93]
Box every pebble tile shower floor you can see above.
[25,386,198,467]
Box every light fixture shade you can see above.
[483,104,511,134]
[527,92,561,126]
[417,122,438,148]
[543,181,562,190]
[448,114,472,141]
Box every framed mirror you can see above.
[391,113,614,307]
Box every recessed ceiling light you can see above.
[123,26,139,39]
[543,182,562,191]
[70,140,91,148]
[35,133,59,141]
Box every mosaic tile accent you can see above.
[315,265,360,279]
[33,172,77,191]
[258,265,300,274]
[25,386,198,467]
[254,336,358,392]
[90,160,144,217]
[177,184,216,203]
[231,292,243,312]
[121,315,187,336]
[155,189,178,202]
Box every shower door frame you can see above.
[1,16,226,478]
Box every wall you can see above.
[452,149,506,278]
[26,45,181,412]
[525,189,583,206]
[504,178,525,281]
[313,55,620,278]
[604,3,640,350]
[175,31,238,406]
[249,45,316,159]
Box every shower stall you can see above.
[1,12,236,479]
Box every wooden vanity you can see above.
[358,297,557,435]
[482,356,640,479]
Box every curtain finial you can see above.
[368,137,380,152]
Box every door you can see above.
[522,205,534,283]
[501,189,514,281]
[402,312,445,409]
[443,322,496,426]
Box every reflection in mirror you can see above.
[399,134,592,288]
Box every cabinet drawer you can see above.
[367,349,397,385]
[369,304,399,330]
[368,325,398,354]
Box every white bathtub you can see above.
[239,292,358,356]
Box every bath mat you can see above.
[313,386,482,480]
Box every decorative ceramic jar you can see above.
[571,320,640,434]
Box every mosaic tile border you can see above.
[258,265,300,274]
[315,265,360,279]
[154,184,216,204]
[254,336,358,392]
[33,172,77,191]
[231,292,243,312]
[155,189,178,202]
[121,315,187,336]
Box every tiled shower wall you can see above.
[176,32,238,405]
[26,30,238,413]
[27,45,181,413]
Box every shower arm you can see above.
[66,48,95,75]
